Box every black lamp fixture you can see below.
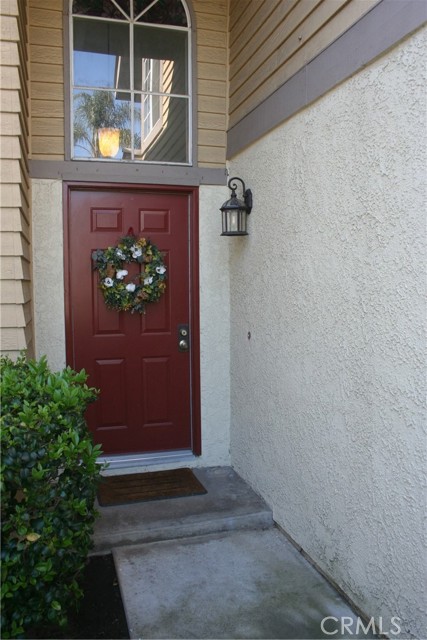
[220,176,253,236]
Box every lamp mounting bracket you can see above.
[227,176,252,213]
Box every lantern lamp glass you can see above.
[221,207,248,236]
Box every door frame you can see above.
[63,181,201,456]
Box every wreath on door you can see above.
[92,233,167,314]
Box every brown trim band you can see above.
[227,0,427,159]
[29,160,227,186]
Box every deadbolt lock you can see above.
[178,325,190,352]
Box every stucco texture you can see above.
[198,185,231,466]
[229,28,426,639]
[32,179,66,373]
[32,180,230,469]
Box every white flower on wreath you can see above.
[104,277,114,287]
[126,283,136,292]
[131,245,143,259]
[116,249,125,259]
[116,269,128,280]
[144,276,153,285]
[156,265,166,275]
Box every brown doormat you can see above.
[98,467,207,507]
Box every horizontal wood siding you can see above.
[194,0,227,168]
[29,0,228,168]
[29,0,64,160]
[1,0,34,358]
[229,0,380,127]
[28,1,384,166]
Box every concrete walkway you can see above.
[94,467,373,639]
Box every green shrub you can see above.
[0,355,102,638]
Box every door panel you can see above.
[66,185,197,455]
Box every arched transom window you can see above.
[71,0,191,163]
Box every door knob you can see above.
[178,324,190,352]
[179,339,189,351]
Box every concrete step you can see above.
[92,466,273,553]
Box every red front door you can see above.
[65,184,200,456]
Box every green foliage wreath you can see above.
[92,234,167,314]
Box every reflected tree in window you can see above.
[74,90,140,158]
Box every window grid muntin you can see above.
[72,0,189,24]
[70,0,192,164]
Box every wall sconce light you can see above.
[98,127,120,158]
[220,176,253,236]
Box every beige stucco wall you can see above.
[32,180,231,469]
[198,185,231,466]
[32,179,65,371]
[229,27,426,638]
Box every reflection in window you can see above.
[142,59,161,138]
[71,0,190,163]
[73,0,129,19]
[73,0,187,25]
[135,0,187,26]
[73,90,132,158]
[73,18,130,89]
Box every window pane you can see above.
[135,0,187,26]
[73,0,130,19]
[130,94,188,162]
[73,89,131,159]
[134,25,187,95]
[74,18,130,89]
